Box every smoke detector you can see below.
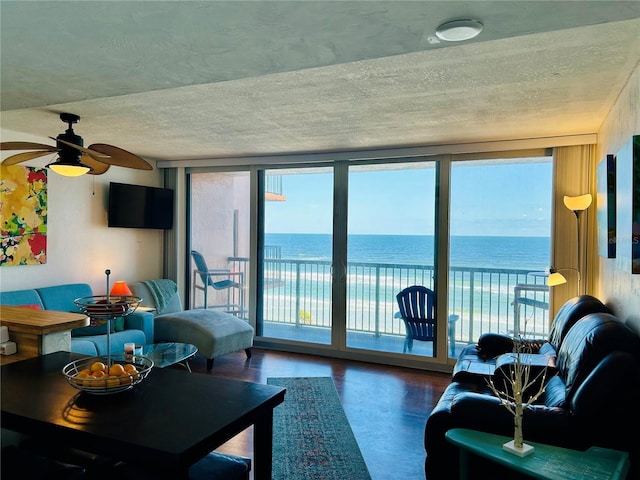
[435,19,483,42]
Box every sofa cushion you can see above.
[76,330,147,356]
[70,339,99,356]
[0,289,44,308]
[546,294,612,352]
[36,284,93,312]
[476,333,514,359]
[542,374,567,408]
[556,312,640,401]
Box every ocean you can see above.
[265,233,550,270]
[261,233,552,340]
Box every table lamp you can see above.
[110,280,132,297]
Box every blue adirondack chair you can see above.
[395,285,459,355]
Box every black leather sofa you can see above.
[425,296,640,480]
[451,295,612,383]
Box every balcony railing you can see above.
[226,256,550,351]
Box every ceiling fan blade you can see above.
[50,137,111,159]
[1,142,58,152]
[1,150,55,166]
[88,144,153,170]
[80,154,111,175]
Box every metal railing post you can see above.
[374,265,381,337]
[295,262,301,327]
[468,271,475,341]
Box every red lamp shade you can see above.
[110,280,132,296]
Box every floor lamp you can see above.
[548,193,592,296]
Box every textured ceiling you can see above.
[1,1,639,165]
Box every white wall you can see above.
[0,129,165,294]
[595,63,640,334]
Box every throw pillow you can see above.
[476,333,514,359]
[113,316,125,332]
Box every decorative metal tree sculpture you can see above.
[486,334,548,456]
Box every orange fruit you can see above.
[92,370,106,378]
[124,364,138,374]
[106,377,120,388]
[119,375,133,385]
[84,375,102,387]
[94,378,107,388]
[90,361,107,373]
[109,363,126,377]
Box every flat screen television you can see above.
[108,182,174,230]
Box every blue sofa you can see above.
[0,283,154,356]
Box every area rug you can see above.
[267,376,372,480]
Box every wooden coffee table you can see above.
[0,306,88,365]
[139,342,198,371]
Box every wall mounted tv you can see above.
[108,182,174,230]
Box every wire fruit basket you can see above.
[74,294,142,319]
[63,269,152,394]
[62,354,154,395]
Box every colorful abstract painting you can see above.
[0,166,47,266]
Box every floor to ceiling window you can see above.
[345,161,437,356]
[260,166,334,345]
[187,149,554,367]
[188,171,250,316]
[257,161,439,355]
[448,155,553,354]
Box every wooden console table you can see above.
[0,306,88,365]
[446,428,629,480]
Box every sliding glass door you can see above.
[345,162,437,355]
[261,167,334,344]
[448,155,553,356]
[187,150,553,366]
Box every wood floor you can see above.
[182,348,451,480]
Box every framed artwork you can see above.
[597,154,616,258]
[615,135,640,273]
[634,135,640,273]
[0,166,47,266]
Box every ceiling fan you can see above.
[0,112,153,177]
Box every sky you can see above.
[265,158,553,237]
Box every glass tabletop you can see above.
[139,342,198,369]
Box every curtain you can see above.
[551,145,593,313]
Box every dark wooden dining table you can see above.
[1,351,286,479]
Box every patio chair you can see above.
[191,250,244,315]
[395,285,459,355]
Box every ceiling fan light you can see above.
[435,19,483,42]
[46,157,92,177]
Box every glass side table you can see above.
[139,342,198,371]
